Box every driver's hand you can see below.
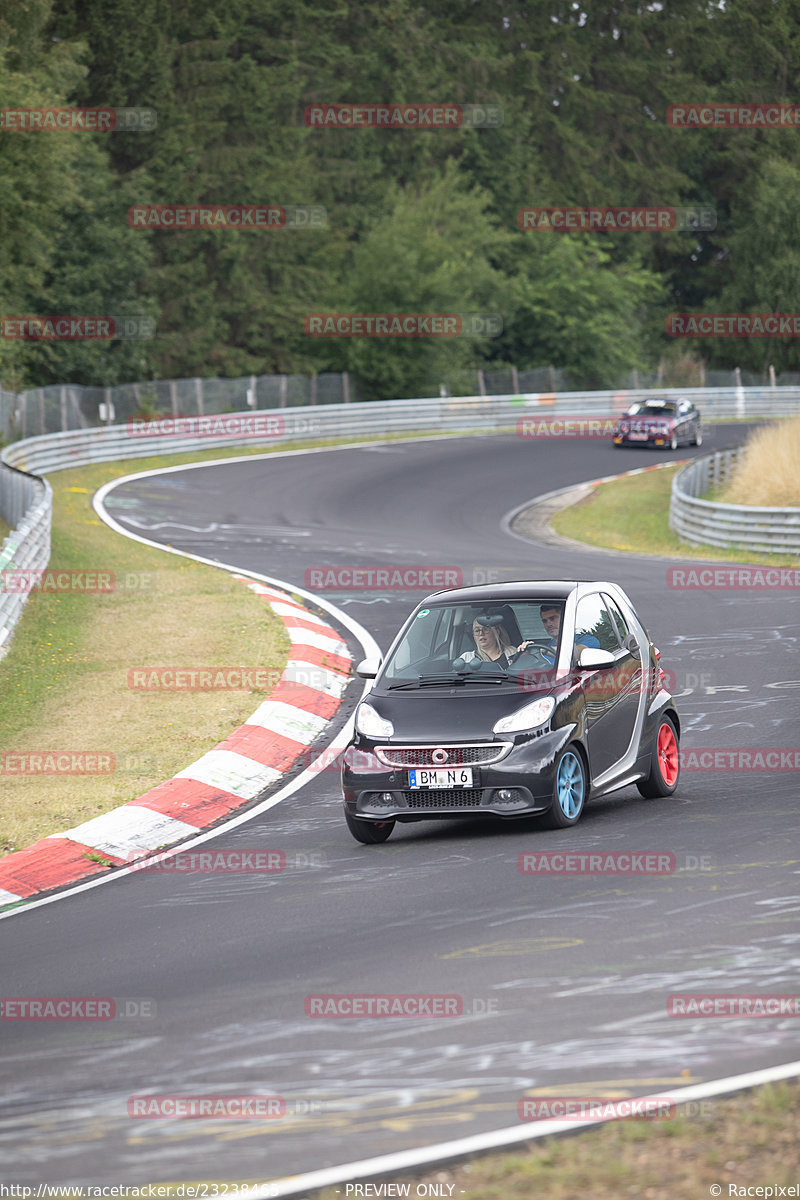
[517,641,534,653]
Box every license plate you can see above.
[629,431,648,440]
[408,768,473,788]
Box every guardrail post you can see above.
[343,372,350,404]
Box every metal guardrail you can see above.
[0,463,52,657]
[1,386,798,657]
[669,448,800,554]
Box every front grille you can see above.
[403,789,484,809]
[376,744,508,767]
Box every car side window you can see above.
[574,593,620,654]
[602,594,630,646]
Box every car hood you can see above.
[618,413,676,427]
[364,683,560,741]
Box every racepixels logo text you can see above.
[127,667,281,691]
[518,1096,675,1120]
[304,566,462,590]
[518,206,716,232]
[1,753,114,775]
[680,749,800,772]
[667,566,800,590]
[303,313,502,337]
[1,997,155,1020]
[128,205,325,229]
[667,313,800,337]
[667,994,800,1017]
[0,316,154,340]
[127,1095,285,1118]
[304,103,502,128]
[668,103,800,128]
[305,994,462,1017]
[0,106,156,131]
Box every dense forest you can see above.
[3,0,800,398]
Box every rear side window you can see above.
[602,594,630,646]
[574,593,620,653]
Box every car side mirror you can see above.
[577,646,615,669]
[356,657,382,680]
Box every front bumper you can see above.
[342,727,573,822]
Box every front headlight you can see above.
[355,702,394,738]
[493,696,555,735]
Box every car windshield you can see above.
[380,600,565,685]
[627,401,677,416]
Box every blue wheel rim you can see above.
[556,751,584,818]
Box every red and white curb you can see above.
[0,578,353,908]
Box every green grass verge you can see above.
[0,454,298,855]
[305,1079,799,1200]
[551,464,799,565]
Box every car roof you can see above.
[422,580,609,605]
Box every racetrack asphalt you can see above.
[2,424,799,1186]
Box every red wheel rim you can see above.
[657,722,678,785]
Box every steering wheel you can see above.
[515,646,553,668]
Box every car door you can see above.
[677,401,694,445]
[573,592,638,777]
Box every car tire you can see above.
[694,427,703,447]
[345,810,395,844]
[545,746,587,828]
[637,715,680,798]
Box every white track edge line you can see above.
[5,441,800,1193]
[259,1058,800,1197]
[0,452,384,922]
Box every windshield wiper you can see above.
[386,671,510,689]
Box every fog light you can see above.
[495,788,525,807]
[370,791,396,808]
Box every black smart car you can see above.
[613,397,702,449]
[341,580,680,843]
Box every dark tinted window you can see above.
[574,594,620,653]
[602,594,629,645]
